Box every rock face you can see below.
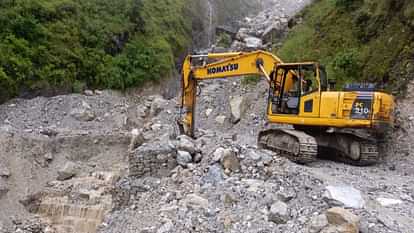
[324,186,365,209]
[268,201,289,224]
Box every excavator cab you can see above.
[269,62,327,116]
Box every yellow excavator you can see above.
[179,50,395,165]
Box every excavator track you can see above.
[258,129,318,164]
[328,134,379,166]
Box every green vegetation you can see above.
[0,0,194,102]
[278,0,414,93]
[216,33,232,48]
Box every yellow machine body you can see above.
[180,50,394,137]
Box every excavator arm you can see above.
[179,50,283,137]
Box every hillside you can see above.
[0,0,194,102]
[278,0,414,94]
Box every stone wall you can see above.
[128,141,178,178]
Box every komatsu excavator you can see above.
[179,50,394,165]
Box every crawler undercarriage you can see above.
[258,128,379,165]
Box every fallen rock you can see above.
[244,36,263,48]
[70,102,96,122]
[202,164,225,185]
[268,201,289,224]
[325,207,360,233]
[229,96,246,124]
[150,96,168,117]
[184,194,209,210]
[212,147,226,162]
[177,151,192,167]
[84,90,94,96]
[215,115,226,124]
[44,152,54,162]
[0,163,10,178]
[221,150,240,172]
[308,214,329,233]
[129,128,145,152]
[206,109,213,117]
[324,186,365,208]
[57,162,78,181]
[176,135,197,154]
[376,197,403,206]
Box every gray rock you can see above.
[0,163,10,178]
[150,96,168,117]
[177,135,197,154]
[221,149,240,172]
[129,129,145,152]
[376,197,403,206]
[268,201,289,224]
[325,207,360,233]
[177,151,192,167]
[324,186,365,208]
[70,102,96,122]
[205,109,213,117]
[230,96,246,124]
[248,150,262,161]
[277,188,296,202]
[57,162,78,181]
[244,36,263,48]
[84,90,94,96]
[44,152,54,162]
[203,164,224,185]
[308,214,329,233]
[215,115,226,124]
[212,147,225,162]
[184,194,209,210]
[157,220,174,233]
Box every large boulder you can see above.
[229,95,246,124]
[57,162,78,181]
[177,151,192,168]
[324,207,360,233]
[221,150,240,172]
[184,194,209,210]
[176,135,197,154]
[268,201,290,224]
[324,186,365,208]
